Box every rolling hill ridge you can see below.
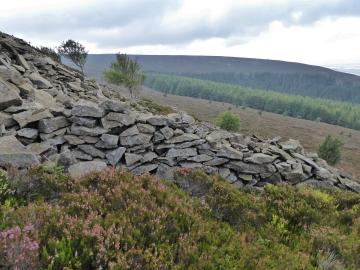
[79,54,360,103]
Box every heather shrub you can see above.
[0,224,40,269]
[5,165,72,202]
[0,168,360,269]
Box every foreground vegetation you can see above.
[144,73,360,130]
[1,166,360,269]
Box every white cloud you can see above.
[1,0,360,66]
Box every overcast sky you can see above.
[2,0,360,66]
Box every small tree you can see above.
[318,135,343,165]
[216,111,240,132]
[37,46,61,63]
[103,53,145,99]
[58,40,87,74]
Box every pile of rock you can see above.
[0,31,359,193]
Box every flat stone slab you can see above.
[0,79,22,110]
[13,109,53,128]
[0,135,40,168]
[68,161,107,179]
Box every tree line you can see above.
[144,73,360,130]
[178,72,360,103]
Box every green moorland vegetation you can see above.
[1,166,360,269]
[144,73,360,130]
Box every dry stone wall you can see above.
[0,31,359,193]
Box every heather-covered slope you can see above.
[1,167,360,269]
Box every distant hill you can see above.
[72,54,360,103]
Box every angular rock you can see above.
[217,145,243,160]
[175,139,205,149]
[166,133,200,144]
[338,177,360,193]
[156,164,175,180]
[147,116,171,126]
[238,173,254,182]
[142,152,158,163]
[70,125,108,137]
[245,153,277,164]
[69,116,97,128]
[281,162,307,184]
[17,54,30,70]
[219,167,231,178]
[204,157,229,166]
[120,125,139,137]
[180,162,203,169]
[73,150,93,161]
[206,130,233,143]
[125,153,143,166]
[106,147,126,166]
[226,161,276,174]
[187,154,213,163]
[78,145,105,159]
[0,135,40,168]
[166,148,197,158]
[64,135,85,145]
[100,100,127,112]
[102,134,119,145]
[26,142,52,155]
[81,136,100,144]
[0,112,17,128]
[13,109,53,128]
[17,128,38,139]
[280,139,304,153]
[132,163,158,175]
[28,72,52,88]
[35,90,61,111]
[68,161,107,179]
[40,128,66,140]
[0,79,22,110]
[160,126,174,140]
[104,112,135,126]
[17,82,35,99]
[38,116,69,133]
[153,132,165,143]
[72,99,104,118]
[120,133,152,147]
[137,123,155,134]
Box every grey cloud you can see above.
[2,0,360,49]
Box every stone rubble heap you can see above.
[0,31,359,193]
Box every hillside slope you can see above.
[79,54,360,103]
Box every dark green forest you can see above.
[144,73,360,130]
[179,72,360,103]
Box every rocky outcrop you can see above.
[0,31,359,192]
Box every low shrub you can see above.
[0,167,360,269]
[216,111,241,132]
